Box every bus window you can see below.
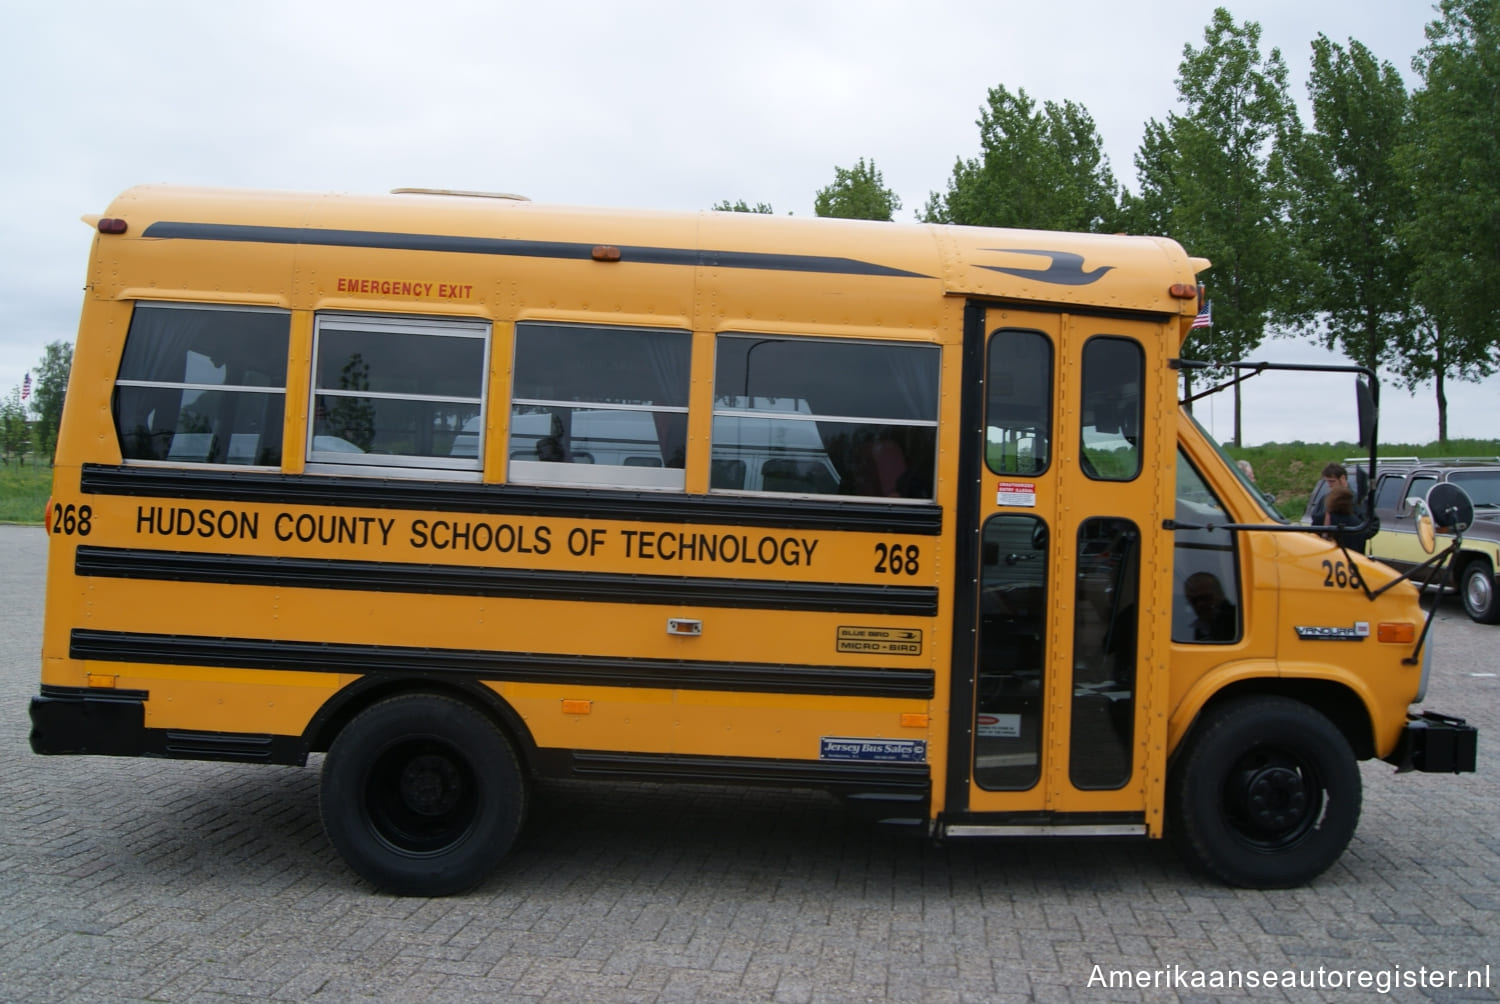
[510,323,690,489]
[1172,452,1242,643]
[975,513,1049,790]
[309,314,489,473]
[711,335,939,499]
[1080,337,1143,481]
[986,329,1052,475]
[1070,517,1139,789]
[114,303,289,467]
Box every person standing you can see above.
[1323,484,1357,541]
[1304,462,1348,525]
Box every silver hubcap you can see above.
[1466,569,1493,616]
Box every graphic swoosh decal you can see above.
[141,222,931,279]
[975,249,1113,286]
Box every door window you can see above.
[985,329,1052,475]
[1172,452,1241,644]
[974,514,1049,790]
[1079,337,1143,481]
[1070,517,1139,789]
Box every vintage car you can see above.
[1363,458,1500,623]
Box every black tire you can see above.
[1168,696,1360,888]
[321,693,527,896]
[1460,560,1500,624]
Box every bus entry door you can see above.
[963,307,1151,824]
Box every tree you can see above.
[1399,0,1500,441]
[1288,36,1414,377]
[31,340,73,460]
[922,85,1118,231]
[711,200,774,214]
[0,386,30,463]
[813,158,901,221]
[1119,120,1181,238]
[1122,8,1300,445]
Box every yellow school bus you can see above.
[30,185,1477,896]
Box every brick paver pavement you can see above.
[1,524,1495,1002]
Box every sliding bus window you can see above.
[711,335,938,499]
[309,314,489,475]
[114,303,290,467]
[509,322,691,490]
[986,329,1053,476]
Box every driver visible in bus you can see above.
[1184,571,1237,642]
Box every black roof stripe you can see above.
[140,221,932,279]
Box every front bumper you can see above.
[1385,711,1478,773]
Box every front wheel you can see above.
[1461,560,1500,624]
[321,693,527,896]
[1168,696,1360,888]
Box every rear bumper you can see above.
[30,685,305,764]
[1384,711,1478,773]
[30,686,147,756]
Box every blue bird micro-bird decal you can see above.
[976,249,1113,286]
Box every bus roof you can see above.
[93,185,1207,320]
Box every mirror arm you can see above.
[1370,537,1461,601]
[1396,542,1461,665]
[1161,517,1376,535]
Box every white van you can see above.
[452,407,842,493]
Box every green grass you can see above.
[1224,438,1500,520]
[0,459,53,524]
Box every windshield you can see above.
[1182,410,1286,523]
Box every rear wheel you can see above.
[1461,560,1500,624]
[1168,696,1360,888]
[321,693,526,896]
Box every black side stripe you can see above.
[70,630,935,700]
[139,222,932,279]
[76,546,940,616]
[563,750,930,792]
[80,465,944,536]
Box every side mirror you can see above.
[1356,378,1377,448]
[1427,482,1474,534]
[1413,483,1476,554]
[1413,498,1436,554]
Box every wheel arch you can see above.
[1170,671,1377,763]
[302,675,540,774]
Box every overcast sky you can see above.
[3,0,1493,448]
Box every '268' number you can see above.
[1321,559,1363,590]
[874,542,920,575]
[51,503,93,536]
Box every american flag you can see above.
[20,372,30,401]
[1191,301,1213,329]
